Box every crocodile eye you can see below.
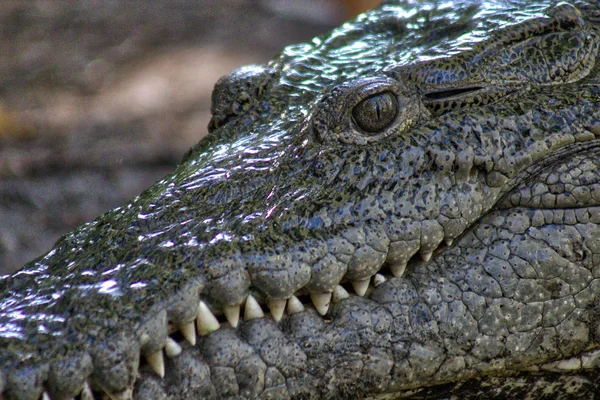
[352,91,398,133]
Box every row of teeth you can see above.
[34,249,449,399]
[143,272,394,379]
[34,272,390,400]
[137,244,457,379]
[31,241,455,399]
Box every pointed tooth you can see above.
[179,321,197,345]
[244,294,265,321]
[223,304,241,328]
[420,251,433,262]
[196,301,220,336]
[165,337,182,357]
[352,278,370,296]
[332,285,350,303]
[42,392,51,400]
[445,238,454,246]
[267,298,287,322]
[373,274,386,287]
[287,295,305,314]
[81,381,95,400]
[139,332,150,348]
[146,350,165,378]
[310,292,332,316]
[391,262,407,278]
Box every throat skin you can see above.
[1,1,600,399]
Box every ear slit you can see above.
[423,86,485,100]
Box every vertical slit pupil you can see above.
[352,91,398,134]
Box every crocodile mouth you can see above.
[10,137,600,400]
[117,139,600,384]
[125,140,600,382]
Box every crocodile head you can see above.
[2,1,600,399]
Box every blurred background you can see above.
[0,0,381,275]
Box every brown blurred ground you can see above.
[0,0,380,275]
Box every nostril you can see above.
[209,65,277,132]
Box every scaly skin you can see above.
[1,1,600,399]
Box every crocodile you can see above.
[1,0,600,399]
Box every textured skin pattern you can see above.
[1,1,600,399]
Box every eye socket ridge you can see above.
[312,77,421,145]
[351,91,399,134]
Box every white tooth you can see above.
[146,350,165,378]
[310,292,332,316]
[555,357,581,371]
[582,349,600,369]
[267,298,287,322]
[196,301,220,336]
[445,238,454,246]
[332,285,350,303]
[179,321,197,345]
[223,304,241,328]
[244,294,264,320]
[420,251,433,262]
[81,381,95,400]
[352,278,370,296]
[373,274,386,287]
[287,295,305,314]
[42,392,51,400]
[165,337,182,358]
[139,332,150,347]
[390,262,407,278]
